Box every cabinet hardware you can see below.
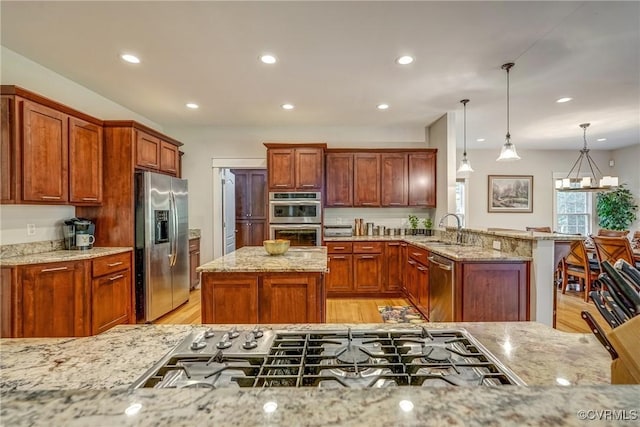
[41,196,61,200]
[411,252,423,257]
[417,266,428,272]
[334,246,345,250]
[332,203,345,205]
[82,197,98,201]
[275,184,288,187]
[301,184,314,187]
[389,203,403,205]
[360,255,375,259]
[107,262,123,267]
[146,163,157,167]
[388,243,400,246]
[362,246,374,249]
[41,266,68,272]
[408,260,416,265]
[332,256,346,260]
[428,256,453,270]
[109,274,124,281]
[361,203,375,206]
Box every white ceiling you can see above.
[1,1,639,150]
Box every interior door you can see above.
[223,169,236,254]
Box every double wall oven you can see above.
[269,192,322,246]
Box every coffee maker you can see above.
[63,218,96,250]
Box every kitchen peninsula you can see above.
[196,246,328,323]
[1,322,638,426]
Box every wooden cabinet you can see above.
[189,237,201,289]
[21,100,69,203]
[236,221,266,248]
[353,242,383,292]
[405,245,429,317]
[327,242,354,292]
[325,153,353,207]
[69,117,103,204]
[1,251,133,338]
[160,140,179,175]
[135,130,180,176]
[381,153,408,207]
[265,144,326,191]
[455,261,529,321]
[20,261,89,337]
[353,153,381,207]
[91,252,131,335]
[201,272,324,323]
[1,87,104,206]
[385,242,403,292]
[408,152,436,207]
[233,169,267,249]
[325,149,437,208]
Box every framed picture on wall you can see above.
[488,175,533,213]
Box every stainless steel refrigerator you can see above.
[135,171,189,322]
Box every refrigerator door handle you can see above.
[169,191,178,267]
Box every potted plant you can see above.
[408,214,419,235]
[596,184,638,231]
[422,217,433,236]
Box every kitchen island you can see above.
[1,322,637,426]
[196,246,328,323]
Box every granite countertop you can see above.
[324,236,531,261]
[466,228,585,241]
[0,247,132,266]
[197,246,328,273]
[1,322,637,426]
[188,228,201,239]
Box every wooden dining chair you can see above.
[632,231,640,249]
[526,226,552,232]
[561,240,600,302]
[591,235,635,267]
[597,229,629,237]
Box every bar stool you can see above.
[561,240,600,302]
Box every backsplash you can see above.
[440,228,533,257]
[0,240,65,259]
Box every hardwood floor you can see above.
[153,287,605,335]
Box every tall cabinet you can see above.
[232,169,268,248]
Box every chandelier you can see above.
[555,123,618,192]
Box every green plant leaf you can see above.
[596,184,638,230]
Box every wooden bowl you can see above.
[263,239,290,255]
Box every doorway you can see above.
[230,168,268,250]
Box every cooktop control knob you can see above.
[243,332,258,350]
[251,326,264,339]
[228,327,240,339]
[216,333,232,349]
[204,328,216,339]
[190,340,207,351]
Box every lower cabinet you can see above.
[235,220,266,248]
[201,272,325,323]
[405,245,429,317]
[385,242,403,292]
[0,251,133,338]
[189,237,201,289]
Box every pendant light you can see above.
[457,99,474,173]
[555,123,619,192]
[496,62,521,161]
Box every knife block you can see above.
[607,315,640,384]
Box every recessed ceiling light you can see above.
[120,54,140,64]
[597,138,607,142]
[377,103,389,110]
[396,56,414,65]
[281,103,294,110]
[260,54,277,64]
[476,138,485,142]
[556,97,572,103]
[186,103,199,109]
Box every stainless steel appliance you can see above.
[269,192,321,224]
[268,191,322,246]
[269,223,322,246]
[323,224,353,238]
[131,327,525,389]
[62,218,95,250]
[428,254,455,322]
[135,171,189,322]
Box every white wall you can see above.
[0,47,162,246]
[611,143,640,232]
[427,113,458,226]
[459,148,614,231]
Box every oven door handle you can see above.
[270,224,321,229]
[269,200,321,206]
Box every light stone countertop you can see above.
[324,236,531,261]
[0,247,132,266]
[197,246,328,273]
[188,228,201,239]
[465,227,585,241]
[2,322,637,426]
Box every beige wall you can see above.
[426,113,457,226]
[611,143,640,232]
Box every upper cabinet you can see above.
[1,86,103,206]
[325,149,437,208]
[135,130,180,176]
[264,143,326,191]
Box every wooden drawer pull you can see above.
[41,196,61,200]
[107,261,124,267]
[361,246,374,249]
[109,274,124,281]
[82,197,98,201]
[41,266,68,272]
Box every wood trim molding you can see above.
[103,120,182,147]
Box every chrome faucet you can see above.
[438,213,463,244]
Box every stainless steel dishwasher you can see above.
[428,253,454,322]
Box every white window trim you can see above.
[551,172,595,235]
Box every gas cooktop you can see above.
[130,327,525,389]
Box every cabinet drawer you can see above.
[353,242,383,254]
[92,252,131,277]
[327,242,353,253]
[408,245,429,264]
[189,238,200,252]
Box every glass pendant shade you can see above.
[457,155,474,172]
[497,138,520,161]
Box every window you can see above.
[455,179,466,226]
[555,190,592,235]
